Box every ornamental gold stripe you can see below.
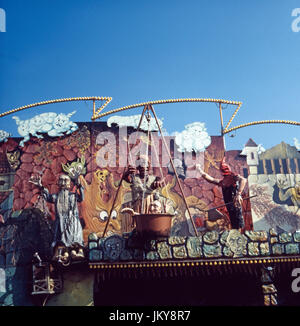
[88,256,300,269]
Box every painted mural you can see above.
[0,117,254,245]
[1,110,300,307]
[245,140,300,232]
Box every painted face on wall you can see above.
[79,170,128,242]
[62,156,86,180]
[103,235,125,261]
[54,114,68,129]
[226,229,247,258]
[32,115,44,128]
[58,175,71,190]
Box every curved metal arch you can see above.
[0,96,112,119]
[2,96,243,134]
[91,97,242,121]
[4,97,299,136]
[223,119,300,134]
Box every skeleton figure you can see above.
[30,174,85,262]
[124,155,163,214]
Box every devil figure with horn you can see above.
[196,157,247,231]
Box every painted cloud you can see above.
[174,122,211,152]
[12,111,78,147]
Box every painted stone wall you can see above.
[88,228,300,263]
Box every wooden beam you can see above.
[262,159,268,174]
[278,158,284,174]
[295,158,300,174]
[270,159,276,175]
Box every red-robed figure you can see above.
[197,158,247,231]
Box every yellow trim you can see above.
[91,98,242,133]
[89,256,300,269]
[0,97,112,119]
[3,97,299,138]
[223,120,300,134]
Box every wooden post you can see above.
[102,106,148,237]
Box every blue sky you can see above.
[0,0,300,151]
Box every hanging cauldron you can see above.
[102,104,199,239]
[133,213,174,238]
